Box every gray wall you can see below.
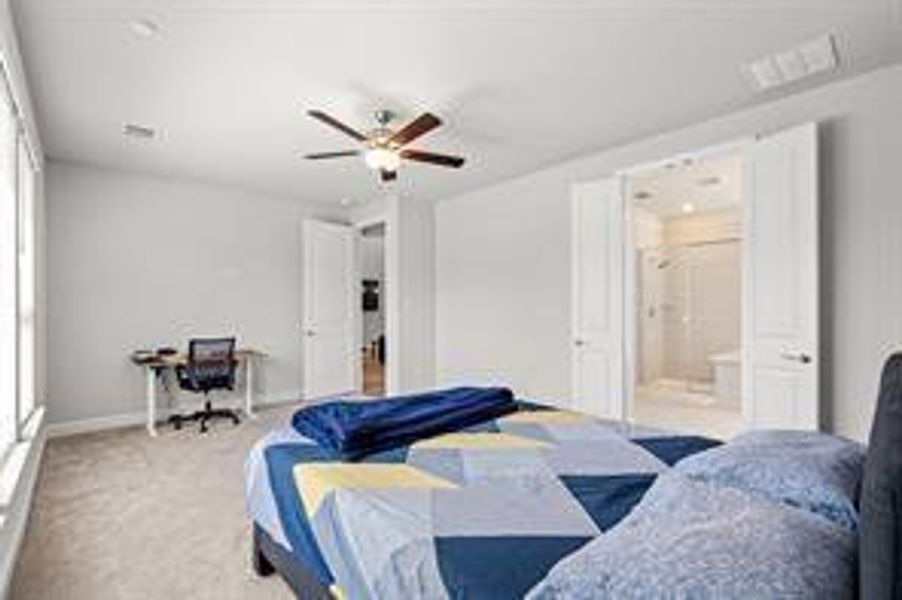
[46,161,344,425]
[386,195,436,394]
[436,62,902,442]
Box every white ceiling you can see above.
[13,0,902,206]
[629,153,742,218]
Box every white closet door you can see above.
[571,178,625,419]
[302,220,358,400]
[745,123,819,429]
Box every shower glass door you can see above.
[655,241,740,394]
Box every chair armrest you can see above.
[176,364,200,390]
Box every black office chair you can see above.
[170,337,241,433]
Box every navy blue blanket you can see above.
[291,387,516,460]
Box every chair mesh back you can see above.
[186,337,237,392]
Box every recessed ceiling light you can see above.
[123,123,156,140]
[130,18,159,38]
[681,203,696,214]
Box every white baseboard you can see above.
[45,412,148,439]
[45,390,304,439]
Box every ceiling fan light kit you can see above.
[364,147,401,172]
[305,108,465,183]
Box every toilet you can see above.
[709,350,741,408]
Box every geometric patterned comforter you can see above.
[245,402,720,599]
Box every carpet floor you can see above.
[11,404,302,599]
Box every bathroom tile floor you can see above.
[633,383,745,440]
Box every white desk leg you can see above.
[146,366,158,437]
[245,358,257,418]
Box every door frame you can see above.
[616,137,753,424]
[355,214,391,396]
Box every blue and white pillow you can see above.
[528,473,856,600]
[674,429,866,531]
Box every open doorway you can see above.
[626,151,745,439]
[360,222,386,396]
[572,124,818,435]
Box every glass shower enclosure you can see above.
[636,239,740,395]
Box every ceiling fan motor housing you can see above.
[371,110,396,147]
[374,109,395,126]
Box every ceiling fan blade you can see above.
[304,150,361,160]
[400,149,465,168]
[380,169,398,182]
[307,110,368,142]
[388,113,442,147]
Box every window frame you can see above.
[0,57,41,452]
[16,125,38,432]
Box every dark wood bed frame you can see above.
[252,353,902,599]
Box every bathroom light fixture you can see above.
[681,203,696,214]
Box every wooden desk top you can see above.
[131,347,266,368]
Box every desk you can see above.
[131,348,267,436]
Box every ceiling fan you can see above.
[304,109,466,182]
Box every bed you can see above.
[245,358,901,599]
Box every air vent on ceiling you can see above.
[697,176,722,187]
[746,34,838,92]
[123,123,156,140]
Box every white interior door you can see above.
[745,123,819,429]
[302,220,358,400]
[571,178,625,419]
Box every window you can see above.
[17,131,36,425]
[0,62,40,459]
[0,71,17,454]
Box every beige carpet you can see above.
[12,405,303,599]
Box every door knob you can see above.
[304,329,316,337]
[574,339,586,347]
[780,351,812,364]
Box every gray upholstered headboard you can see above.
[860,353,902,599]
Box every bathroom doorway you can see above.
[626,150,744,439]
